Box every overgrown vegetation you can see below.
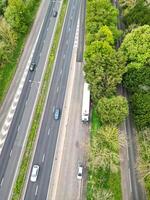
[87,110,122,200]
[12,0,68,199]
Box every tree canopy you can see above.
[86,0,121,42]
[120,25,150,69]
[4,0,30,34]
[96,96,128,125]
[130,92,150,130]
[84,41,126,102]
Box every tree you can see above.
[4,0,30,34]
[120,25,150,70]
[86,25,115,46]
[0,17,17,67]
[96,96,128,125]
[86,0,121,41]
[84,41,126,102]
[123,65,150,93]
[0,18,17,49]
[124,0,150,27]
[130,92,150,129]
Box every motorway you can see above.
[24,0,81,199]
[0,0,61,199]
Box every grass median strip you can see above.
[12,0,68,199]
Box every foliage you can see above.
[137,128,150,198]
[123,65,150,93]
[89,126,120,172]
[130,92,150,130]
[120,25,150,69]
[0,17,17,67]
[96,96,128,126]
[124,0,150,27]
[86,0,121,41]
[84,41,126,102]
[4,0,30,34]
[87,125,122,200]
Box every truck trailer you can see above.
[81,82,90,122]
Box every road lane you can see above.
[24,0,81,199]
[0,1,61,199]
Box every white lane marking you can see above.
[48,128,50,136]
[1,178,4,186]
[35,185,38,196]
[18,126,20,131]
[63,54,66,59]
[10,150,12,157]
[66,40,68,46]
[128,168,132,192]
[53,106,55,112]
[60,69,62,75]
[68,27,71,32]
[42,154,45,162]
[26,99,28,105]
[57,87,59,93]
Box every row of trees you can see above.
[120,25,150,129]
[85,0,129,199]
[119,0,150,198]
[85,0,128,125]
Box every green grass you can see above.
[12,0,68,199]
[87,108,122,200]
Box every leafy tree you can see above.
[96,96,128,125]
[120,25,150,69]
[123,65,150,93]
[4,0,30,34]
[84,41,126,102]
[130,93,150,130]
[86,25,114,46]
[124,0,150,27]
[86,0,121,41]
[0,17,17,67]
[0,17,17,48]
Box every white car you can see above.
[30,165,40,182]
[77,165,83,180]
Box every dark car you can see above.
[53,11,58,17]
[29,62,36,71]
[54,108,60,120]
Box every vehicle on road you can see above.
[81,82,90,122]
[29,62,36,71]
[77,164,83,180]
[54,108,60,120]
[53,11,58,17]
[30,165,40,182]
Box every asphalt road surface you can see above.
[0,1,61,199]
[55,61,88,200]
[24,0,81,199]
